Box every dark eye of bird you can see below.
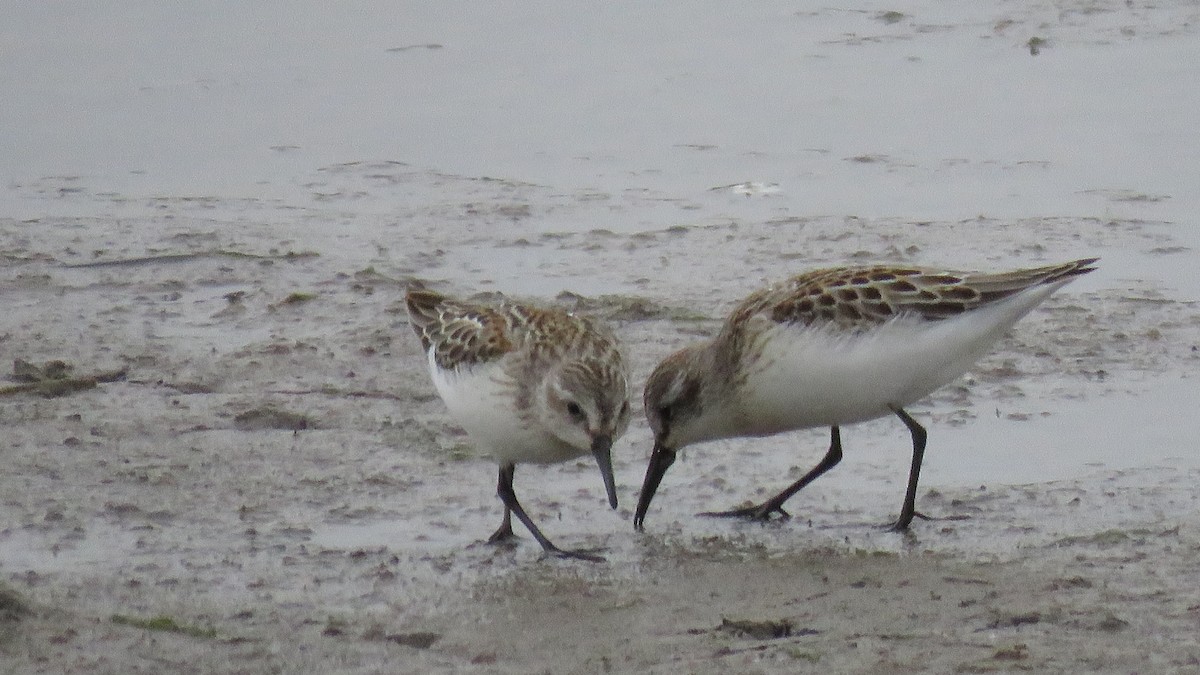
[566,401,585,420]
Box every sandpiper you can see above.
[406,289,631,561]
[634,258,1097,532]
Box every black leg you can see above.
[493,463,604,562]
[701,426,843,521]
[890,407,930,531]
[486,496,515,544]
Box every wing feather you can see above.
[728,258,1097,332]
[405,290,514,370]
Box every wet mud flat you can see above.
[1,207,1198,673]
[5,0,1200,671]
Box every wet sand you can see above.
[2,202,1199,673]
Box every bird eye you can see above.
[658,405,672,425]
[566,401,585,421]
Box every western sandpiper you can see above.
[633,258,1097,532]
[406,289,631,561]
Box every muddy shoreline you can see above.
[2,208,1199,673]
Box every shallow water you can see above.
[930,374,1200,485]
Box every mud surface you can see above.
[2,204,1198,673]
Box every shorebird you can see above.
[406,289,631,561]
[633,258,1097,532]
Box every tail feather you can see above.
[974,257,1097,288]
[968,257,1097,302]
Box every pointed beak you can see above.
[590,434,618,510]
[633,436,676,531]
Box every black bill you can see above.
[633,437,676,531]
[591,434,618,510]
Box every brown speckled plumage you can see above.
[727,259,1098,332]
[405,289,626,377]
[404,287,632,560]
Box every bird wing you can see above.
[731,258,1098,330]
[405,290,514,370]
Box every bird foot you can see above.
[543,545,607,563]
[887,510,971,531]
[699,501,790,522]
[486,524,518,545]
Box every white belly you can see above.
[427,350,583,465]
[736,287,1056,433]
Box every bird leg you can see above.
[493,464,605,562]
[486,502,516,543]
[701,427,843,521]
[890,407,930,531]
